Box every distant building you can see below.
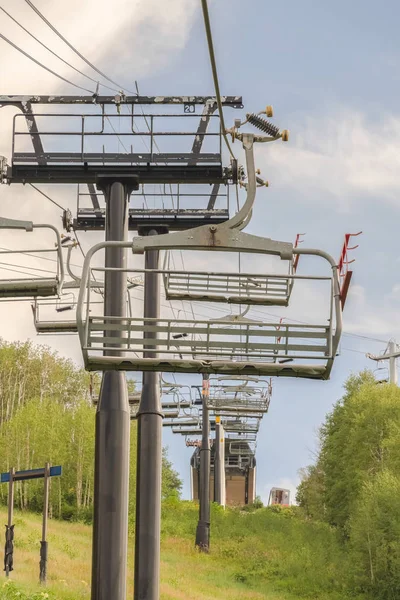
[190,439,256,506]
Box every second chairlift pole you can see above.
[214,417,225,507]
[134,229,163,600]
[196,374,211,551]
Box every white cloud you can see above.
[261,111,400,210]
[0,0,201,358]
[1,0,198,93]
[343,283,400,338]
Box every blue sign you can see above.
[1,465,62,483]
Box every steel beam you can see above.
[73,211,229,232]
[8,164,225,185]
[0,95,242,107]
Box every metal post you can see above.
[214,418,225,507]
[40,462,50,584]
[134,230,162,600]
[389,340,398,385]
[91,180,131,600]
[4,467,14,577]
[195,374,210,552]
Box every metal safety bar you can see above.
[11,113,223,166]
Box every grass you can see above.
[0,502,363,600]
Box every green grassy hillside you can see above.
[0,502,362,600]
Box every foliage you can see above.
[0,503,356,600]
[160,500,356,599]
[297,370,400,599]
[0,340,181,521]
[0,339,89,423]
[350,471,400,597]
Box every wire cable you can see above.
[0,246,81,270]
[24,0,135,94]
[0,5,119,94]
[0,33,94,93]
[29,184,66,211]
[200,0,236,160]
[0,260,54,275]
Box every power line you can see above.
[29,184,66,211]
[0,264,51,279]
[0,33,94,93]
[200,0,236,160]
[0,260,54,275]
[0,246,81,270]
[24,0,135,94]
[0,5,119,94]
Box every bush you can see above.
[350,471,400,599]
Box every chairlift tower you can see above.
[367,339,399,385]
[0,93,244,600]
[0,90,352,599]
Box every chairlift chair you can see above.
[76,126,342,380]
[0,217,64,298]
[228,441,256,456]
[32,297,78,334]
[206,376,272,413]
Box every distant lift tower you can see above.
[190,438,256,506]
[367,339,399,385]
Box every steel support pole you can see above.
[39,462,50,584]
[4,467,14,577]
[389,340,398,385]
[91,181,130,600]
[214,419,225,507]
[195,374,210,552]
[134,230,162,600]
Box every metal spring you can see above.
[246,113,280,137]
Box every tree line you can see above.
[297,371,400,599]
[0,339,181,521]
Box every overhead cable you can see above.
[29,184,66,211]
[0,5,119,94]
[0,33,94,93]
[200,0,236,160]
[24,0,135,94]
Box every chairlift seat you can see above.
[163,268,294,307]
[0,278,59,298]
[34,320,78,334]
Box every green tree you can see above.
[0,340,182,519]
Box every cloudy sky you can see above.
[1,0,399,502]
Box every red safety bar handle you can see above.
[339,232,362,309]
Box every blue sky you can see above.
[1,0,400,502]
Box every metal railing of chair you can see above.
[12,112,222,166]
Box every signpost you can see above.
[1,464,62,583]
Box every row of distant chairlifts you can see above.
[91,375,271,458]
[0,107,357,459]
